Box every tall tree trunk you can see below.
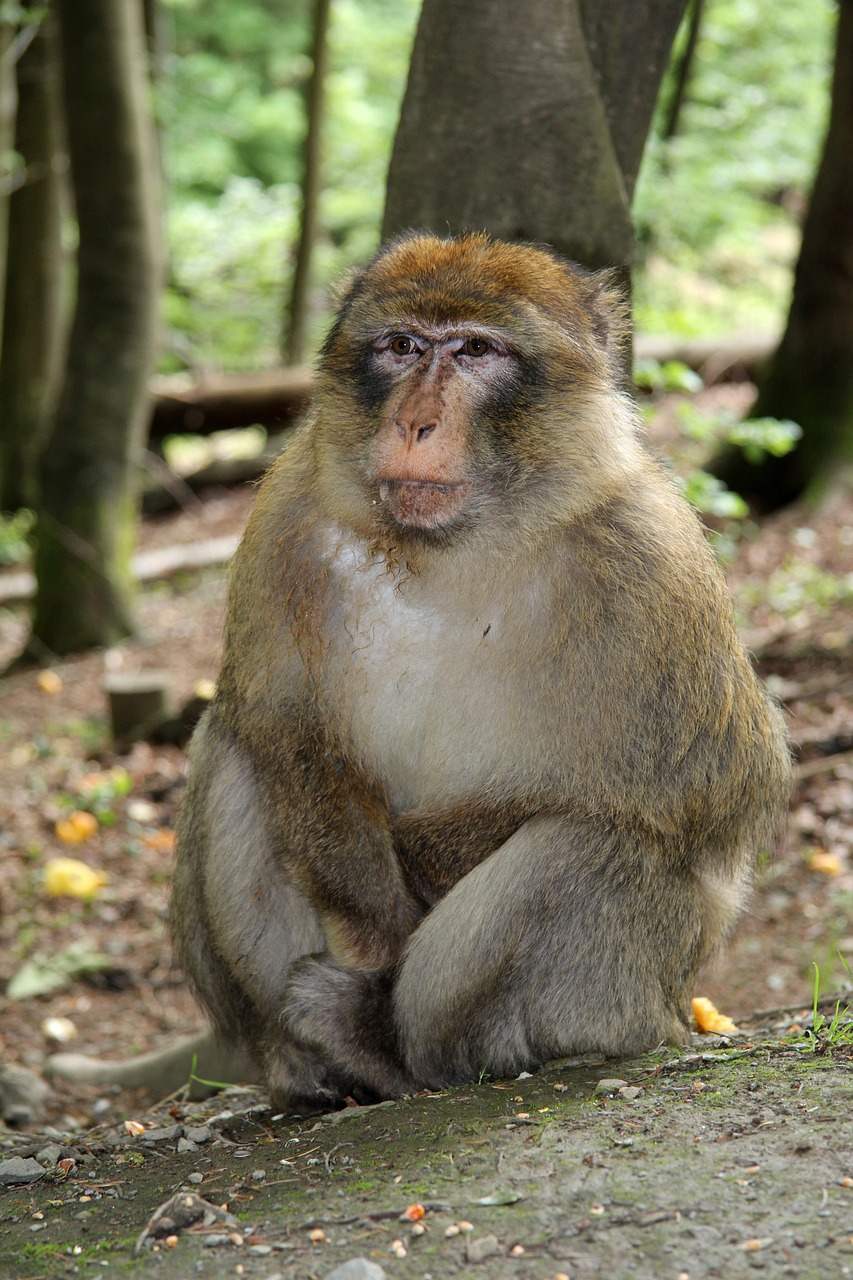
[30,0,160,657]
[383,0,686,279]
[659,0,705,142]
[282,0,331,365]
[0,17,19,346]
[0,5,65,513]
[714,0,853,508]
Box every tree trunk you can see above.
[0,18,19,344]
[282,0,331,365]
[30,0,160,657]
[580,0,689,196]
[0,5,65,512]
[383,0,687,277]
[714,0,853,508]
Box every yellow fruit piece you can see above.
[692,996,739,1035]
[44,856,108,899]
[807,849,843,876]
[36,670,62,694]
[55,810,98,844]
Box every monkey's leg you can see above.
[287,813,743,1093]
[394,814,743,1085]
[174,711,401,1111]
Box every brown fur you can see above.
[49,234,791,1108]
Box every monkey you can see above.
[46,232,790,1110]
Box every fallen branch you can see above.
[634,330,777,384]
[149,366,313,441]
[0,534,240,606]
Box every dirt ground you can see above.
[0,389,852,1277]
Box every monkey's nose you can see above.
[395,419,438,446]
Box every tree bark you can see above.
[383,0,687,278]
[0,5,65,512]
[714,0,853,508]
[30,0,161,656]
[0,18,18,344]
[282,0,331,365]
[580,0,689,195]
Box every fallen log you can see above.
[634,330,777,384]
[0,534,241,606]
[146,335,778,447]
[149,366,313,441]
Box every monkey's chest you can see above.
[320,566,555,813]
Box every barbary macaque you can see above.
[47,233,790,1110]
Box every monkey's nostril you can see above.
[416,423,437,442]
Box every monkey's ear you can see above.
[585,270,631,375]
[328,265,363,310]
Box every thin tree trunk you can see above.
[660,0,705,142]
[0,5,65,512]
[30,0,160,657]
[0,18,19,348]
[282,0,331,365]
[714,0,853,508]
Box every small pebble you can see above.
[36,1144,64,1166]
[323,1260,388,1280]
[466,1234,501,1263]
[594,1078,628,1094]
[184,1126,212,1144]
[142,1125,182,1144]
[0,1157,46,1187]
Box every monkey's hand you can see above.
[283,955,417,1101]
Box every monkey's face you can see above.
[316,233,631,543]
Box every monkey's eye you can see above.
[389,335,418,356]
[461,337,490,357]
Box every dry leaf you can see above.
[142,829,176,853]
[37,670,62,694]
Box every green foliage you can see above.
[0,507,33,566]
[682,470,748,519]
[794,960,853,1052]
[669,402,799,537]
[634,358,703,393]
[724,416,803,464]
[158,0,837,368]
[741,559,853,618]
[159,0,419,371]
[164,179,298,371]
[634,0,836,335]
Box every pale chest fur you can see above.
[314,531,567,813]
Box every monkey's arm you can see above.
[284,809,740,1097]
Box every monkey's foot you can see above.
[283,956,416,1100]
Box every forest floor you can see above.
[0,385,852,1278]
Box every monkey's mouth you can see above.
[377,478,472,530]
